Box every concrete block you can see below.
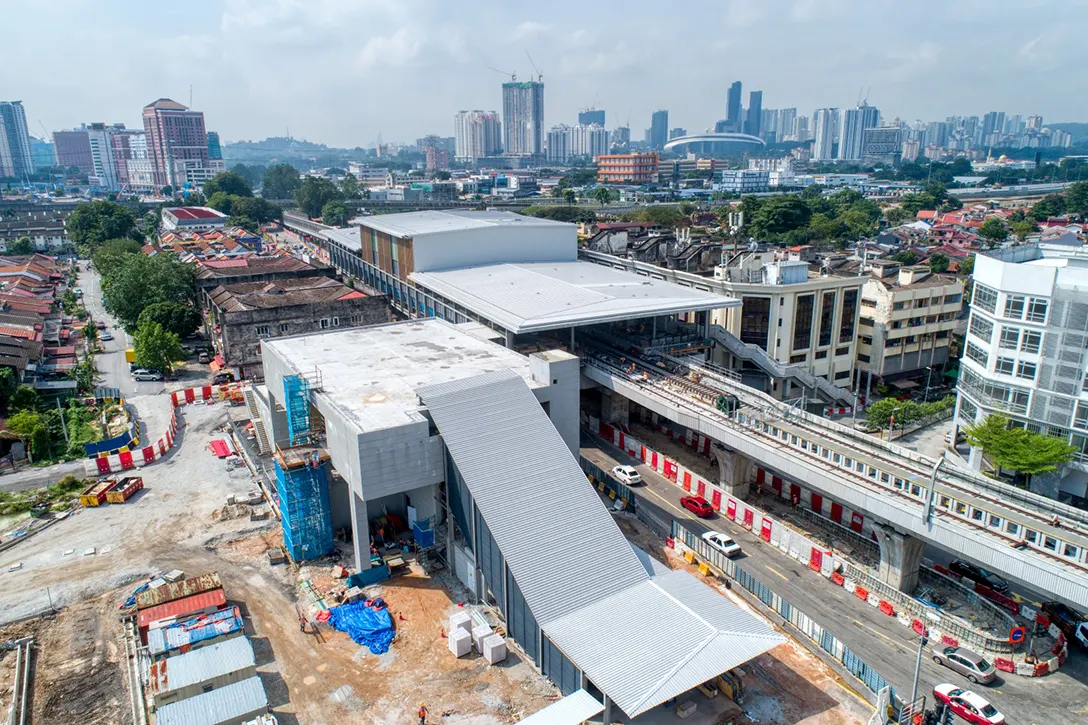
[344,586,365,603]
[676,700,697,718]
[1016,662,1036,676]
[481,633,507,664]
[449,612,472,635]
[448,629,472,658]
[471,624,492,652]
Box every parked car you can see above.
[95,321,106,330]
[610,465,642,485]
[73,287,83,298]
[681,495,714,518]
[932,684,1004,725]
[701,530,742,557]
[931,645,996,685]
[133,370,163,382]
[198,351,211,364]
[1040,601,1088,646]
[948,560,1009,593]
[212,372,235,385]
[100,332,114,341]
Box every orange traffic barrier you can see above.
[854,585,869,601]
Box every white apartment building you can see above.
[954,244,1088,502]
[812,108,838,161]
[453,110,501,163]
[714,169,770,193]
[857,263,964,380]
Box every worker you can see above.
[417,702,428,724]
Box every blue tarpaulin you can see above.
[328,601,395,654]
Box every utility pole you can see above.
[909,627,929,715]
[56,397,69,445]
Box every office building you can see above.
[793,115,810,142]
[901,138,921,162]
[571,123,609,159]
[611,126,631,147]
[142,98,211,188]
[454,110,502,163]
[0,102,33,180]
[861,126,903,165]
[207,131,223,160]
[955,243,1088,501]
[86,122,130,188]
[52,129,94,175]
[714,169,770,194]
[811,108,838,161]
[1026,115,1043,131]
[982,111,1005,139]
[726,81,743,132]
[669,128,687,140]
[649,110,668,150]
[578,109,605,127]
[30,138,54,169]
[745,91,763,137]
[597,153,659,184]
[857,263,963,382]
[502,80,544,156]
[111,130,154,192]
[776,108,797,141]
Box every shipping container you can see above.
[148,636,257,708]
[106,476,144,504]
[79,478,120,507]
[136,571,222,611]
[155,676,268,725]
[138,588,228,631]
[147,605,244,659]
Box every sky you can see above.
[5,0,1087,148]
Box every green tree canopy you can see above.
[0,367,15,410]
[6,409,48,462]
[340,173,360,199]
[1028,194,1066,222]
[865,396,955,431]
[133,321,184,375]
[592,186,614,206]
[262,163,301,199]
[978,218,1007,245]
[891,251,918,265]
[8,236,35,255]
[320,200,350,227]
[518,205,596,223]
[102,253,196,329]
[884,206,913,226]
[66,200,140,255]
[295,177,343,218]
[928,253,950,273]
[137,301,201,338]
[228,163,266,189]
[747,195,812,237]
[91,238,143,277]
[1065,180,1088,217]
[622,205,689,228]
[207,191,235,215]
[231,196,280,223]
[563,189,577,205]
[964,414,1076,478]
[959,254,975,276]
[9,384,38,411]
[203,171,252,198]
[1011,219,1038,241]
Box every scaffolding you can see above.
[284,374,312,446]
[274,445,334,561]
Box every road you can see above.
[585,435,1088,725]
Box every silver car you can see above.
[931,645,997,685]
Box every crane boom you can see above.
[524,51,543,82]
[488,66,516,81]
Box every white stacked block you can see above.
[448,629,472,657]
[471,624,493,652]
[449,612,472,635]
[481,633,507,664]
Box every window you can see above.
[255,325,271,336]
[997,326,1018,350]
[892,320,904,330]
[370,229,379,264]
[1064,544,1078,559]
[973,283,998,313]
[893,301,906,310]
[944,293,962,304]
[843,457,853,468]
[859,316,873,327]
[319,318,330,329]
[971,508,984,521]
[968,314,993,341]
[1016,360,1037,380]
[390,237,400,277]
[1025,529,1038,544]
[815,350,828,359]
[332,317,340,327]
[915,298,929,308]
[1075,402,1088,431]
[793,294,815,351]
[994,357,1015,375]
[1026,297,1048,323]
[789,353,806,363]
[988,514,1001,529]
[858,353,870,363]
[1020,330,1042,354]
[740,296,771,350]
[1044,536,1058,552]
[818,291,836,347]
[278,323,289,333]
[1005,521,1019,536]
[1004,294,1025,319]
[840,289,858,343]
[836,346,850,356]
[835,370,850,379]
[965,341,988,366]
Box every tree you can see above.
[8,236,34,254]
[592,186,614,207]
[563,189,577,206]
[202,171,252,198]
[891,251,918,265]
[92,238,143,277]
[959,254,975,276]
[964,414,1076,480]
[884,206,912,226]
[137,301,201,338]
[340,173,360,199]
[207,191,235,215]
[747,195,812,238]
[231,196,281,224]
[295,177,343,218]
[320,200,350,227]
[133,321,184,375]
[262,163,301,199]
[229,163,266,189]
[0,367,15,410]
[978,218,1007,246]
[102,253,196,329]
[1065,180,1088,217]
[928,253,950,274]
[74,359,96,394]
[9,385,38,411]
[6,409,48,463]
[66,200,140,255]
[1028,194,1065,222]
[160,185,173,197]
[1011,219,1038,241]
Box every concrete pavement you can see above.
[584,435,1088,725]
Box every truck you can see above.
[79,478,120,507]
[106,476,144,504]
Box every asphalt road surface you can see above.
[585,435,1088,725]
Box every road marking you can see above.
[852,619,907,650]
[764,564,788,581]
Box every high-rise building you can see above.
[726,81,743,132]
[454,110,502,163]
[811,108,838,161]
[861,127,903,164]
[207,131,223,160]
[546,124,572,163]
[901,138,921,162]
[611,126,631,147]
[982,111,1005,139]
[578,109,605,127]
[52,129,94,175]
[777,108,797,141]
[924,121,949,148]
[85,123,127,188]
[0,101,33,180]
[1026,115,1043,130]
[572,123,610,159]
[30,138,54,169]
[838,108,866,161]
[110,129,154,192]
[649,110,668,150]
[141,98,210,188]
[745,91,763,137]
[669,127,687,140]
[793,115,809,142]
[860,103,880,131]
[501,80,544,156]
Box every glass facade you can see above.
[740,296,771,350]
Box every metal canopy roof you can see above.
[516,689,604,724]
[418,370,783,717]
[155,676,268,725]
[412,261,736,334]
[359,210,569,238]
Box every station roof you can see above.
[412,261,737,334]
[358,210,569,238]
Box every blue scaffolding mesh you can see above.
[274,457,334,561]
[284,374,311,445]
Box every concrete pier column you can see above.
[873,523,925,593]
[349,489,369,572]
[711,445,750,498]
[600,390,630,427]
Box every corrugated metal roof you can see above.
[543,570,784,717]
[516,689,603,724]
[411,262,735,333]
[148,636,255,696]
[136,572,222,610]
[360,210,569,238]
[418,371,648,626]
[138,589,227,630]
[155,675,268,725]
[147,606,244,657]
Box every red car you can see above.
[932,684,1004,725]
[681,495,714,518]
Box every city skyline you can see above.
[3,1,1087,148]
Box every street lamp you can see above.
[909,625,930,720]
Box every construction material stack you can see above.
[449,612,473,657]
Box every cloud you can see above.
[358,28,423,72]
[513,21,552,40]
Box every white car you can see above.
[610,465,642,485]
[702,531,742,557]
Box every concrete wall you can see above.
[530,350,580,455]
[412,225,576,272]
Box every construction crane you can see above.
[488,66,516,82]
[525,51,543,83]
